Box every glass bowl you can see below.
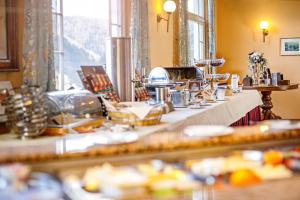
[194,59,209,67]
[206,73,230,83]
[210,58,226,67]
[108,104,163,126]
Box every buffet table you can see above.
[160,90,262,130]
[0,90,262,148]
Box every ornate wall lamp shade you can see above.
[260,21,269,43]
[163,0,176,13]
[157,0,177,32]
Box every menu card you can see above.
[78,66,120,102]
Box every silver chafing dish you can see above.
[170,89,190,108]
[145,67,174,101]
[146,67,205,99]
[147,67,174,86]
[145,67,174,113]
[45,90,103,129]
[146,67,206,108]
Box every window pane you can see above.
[188,0,204,17]
[199,0,204,17]
[52,14,63,51]
[188,20,200,60]
[52,0,61,13]
[199,42,204,60]
[188,0,199,15]
[111,0,119,25]
[54,53,64,89]
[62,0,109,89]
[199,23,204,42]
[111,24,121,37]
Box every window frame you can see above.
[52,0,64,90]
[53,0,128,90]
[109,0,123,37]
[187,0,207,61]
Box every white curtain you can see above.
[174,0,190,66]
[22,0,56,91]
[130,0,150,78]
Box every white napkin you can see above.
[102,98,117,111]
[105,101,154,120]
[126,104,153,120]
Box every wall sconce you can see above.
[260,21,269,43]
[157,0,177,32]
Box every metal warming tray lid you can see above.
[147,67,172,86]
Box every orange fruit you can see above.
[229,169,261,187]
[263,151,283,166]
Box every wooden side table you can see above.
[243,84,299,120]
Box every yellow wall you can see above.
[148,0,174,68]
[216,0,300,119]
[0,0,24,88]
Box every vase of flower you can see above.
[248,52,267,85]
[251,63,262,85]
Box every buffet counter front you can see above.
[0,121,300,165]
[1,122,300,200]
[0,90,264,163]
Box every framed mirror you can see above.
[0,0,18,71]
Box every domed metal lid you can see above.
[148,67,170,85]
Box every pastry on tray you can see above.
[44,118,104,136]
[62,161,201,199]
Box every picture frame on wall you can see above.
[280,37,300,56]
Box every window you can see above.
[109,0,122,37]
[187,0,205,61]
[53,0,124,90]
[52,0,64,89]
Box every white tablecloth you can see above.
[0,90,262,147]
[159,90,262,131]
